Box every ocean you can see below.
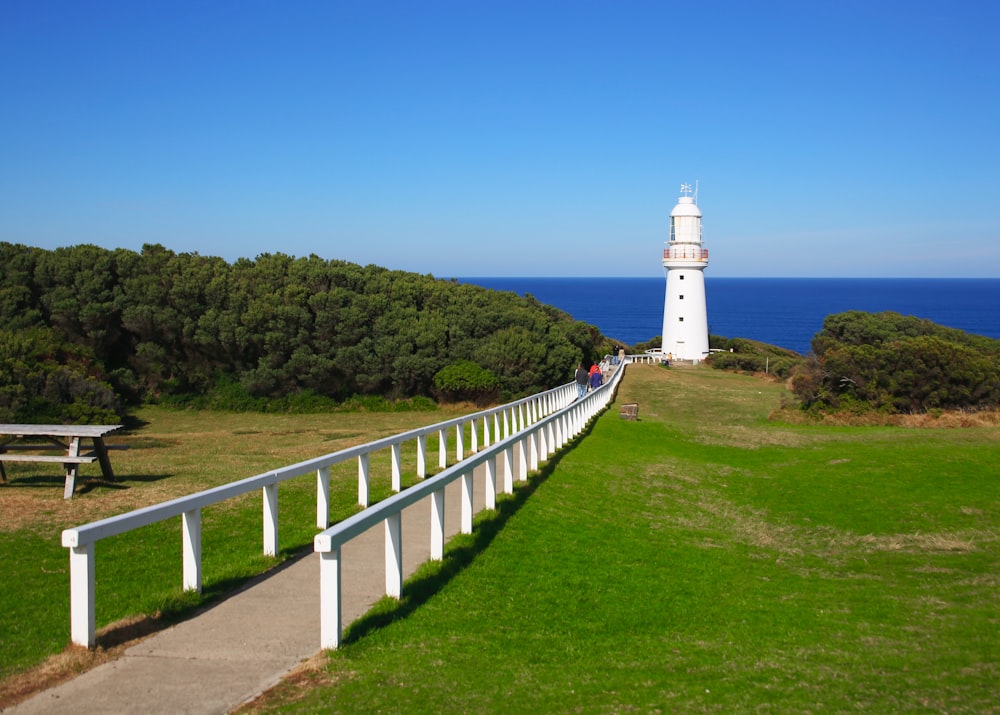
[460,278,1000,355]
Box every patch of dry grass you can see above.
[0,403,471,703]
[772,405,1000,429]
[0,614,164,708]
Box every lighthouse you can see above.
[661,183,709,361]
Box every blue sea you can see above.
[460,278,1000,355]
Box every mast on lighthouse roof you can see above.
[661,183,710,361]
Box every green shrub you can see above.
[706,337,802,378]
[0,327,123,423]
[791,311,1000,413]
[433,360,501,405]
[336,394,438,412]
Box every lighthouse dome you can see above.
[670,196,701,218]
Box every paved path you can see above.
[8,457,506,715]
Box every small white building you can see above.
[661,184,709,361]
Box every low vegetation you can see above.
[0,242,608,422]
[706,335,803,378]
[791,310,1000,414]
[706,311,1000,420]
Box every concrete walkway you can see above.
[8,458,503,715]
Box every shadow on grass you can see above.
[340,415,601,646]
[0,473,175,494]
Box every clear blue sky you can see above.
[2,1,998,278]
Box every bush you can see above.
[706,337,802,378]
[0,327,123,423]
[790,311,1000,414]
[432,360,501,405]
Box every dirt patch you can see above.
[772,406,1000,430]
[232,652,340,714]
[0,614,166,709]
[0,477,192,535]
[694,424,818,450]
[851,530,987,553]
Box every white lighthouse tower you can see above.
[661,183,709,361]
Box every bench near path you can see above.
[7,455,505,715]
[0,424,125,498]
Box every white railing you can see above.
[314,362,626,649]
[628,354,666,364]
[61,382,579,648]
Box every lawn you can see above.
[239,364,1000,714]
[0,404,469,690]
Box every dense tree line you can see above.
[790,310,1000,414]
[0,242,607,422]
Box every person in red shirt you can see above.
[589,363,602,390]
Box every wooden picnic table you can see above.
[0,424,124,499]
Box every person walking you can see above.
[589,363,603,390]
[574,364,589,399]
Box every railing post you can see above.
[358,453,370,507]
[317,466,330,528]
[461,470,473,534]
[485,454,497,510]
[263,482,278,557]
[503,444,514,494]
[470,418,479,453]
[518,435,528,481]
[529,430,539,471]
[391,443,402,492]
[417,433,427,478]
[319,545,342,649]
[69,543,95,647]
[385,513,402,599]
[456,423,464,462]
[182,508,202,592]
[503,408,511,439]
[430,488,445,560]
[438,428,447,470]
[493,412,501,445]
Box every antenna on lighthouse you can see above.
[694,180,699,204]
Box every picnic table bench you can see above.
[0,424,125,498]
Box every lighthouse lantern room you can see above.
[661,183,709,361]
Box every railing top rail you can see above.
[63,470,277,548]
[273,382,571,480]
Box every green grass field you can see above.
[241,365,999,714]
[2,365,998,713]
